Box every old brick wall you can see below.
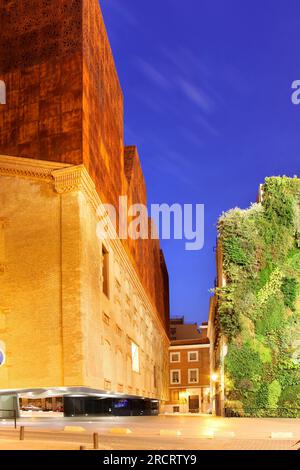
[0,0,169,331]
[124,146,170,331]
[0,173,66,388]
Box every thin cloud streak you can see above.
[176,77,215,114]
[196,115,220,137]
[107,0,137,26]
[135,58,170,90]
[162,46,212,80]
[180,128,204,148]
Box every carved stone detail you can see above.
[0,218,8,229]
[0,264,7,274]
[0,155,68,182]
[52,165,84,194]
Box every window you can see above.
[153,365,157,388]
[102,245,110,298]
[188,351,199,362]
[170,352,180,363]
[188,368,199,384]
[131,341,140,373]
[170,327,176,338]
[173,406,180,413]
[170,369,181,384]
[0,81,6,105]
[116,325,122,336]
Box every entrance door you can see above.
[188,395,199,413]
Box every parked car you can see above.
[21,405,42,412]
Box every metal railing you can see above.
[0,409,17,428]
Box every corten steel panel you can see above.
[82,0,124,216]
[0,0,169,330]
[0,0,83,163]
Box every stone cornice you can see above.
[0,154,70,182]
[53,165,87,194]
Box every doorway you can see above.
[188,395,199,413]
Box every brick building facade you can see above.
[163,318,211,414]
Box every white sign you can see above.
[0,348,5,367]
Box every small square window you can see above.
[170,352,180,363]
[170,369,181,385]
[188,351,198,362]
[102,245,110,298]
[188,368,199,384]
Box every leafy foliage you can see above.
[281,277,298,311]
[216,177,300,417]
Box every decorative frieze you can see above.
[0,217,8,275]
[0,154,67,182]
[52,165,87,194]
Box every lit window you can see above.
[170,352,180,363]
[131,341,140,373]
[170,369,181,384]
[102,245,109,298]
[188,351,198,362]
[188,369,199,383]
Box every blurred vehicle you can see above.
[21,404,42,412]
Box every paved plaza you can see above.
[0,415,299,450]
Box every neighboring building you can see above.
[170,316,208,341]
[0,0,170,416]
[163,318,211,414]
[207,241,227,416]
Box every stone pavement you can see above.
[0,416,299,450]
[0,435,297,451]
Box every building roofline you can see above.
[170,338,210,347]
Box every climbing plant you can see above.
[216,176,300,417]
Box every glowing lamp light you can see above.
[179,391,189,401]
[211,373,218,382]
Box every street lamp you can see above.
[211,373,218,383]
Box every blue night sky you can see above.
[100,0,300,324]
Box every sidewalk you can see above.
[0,439,84,450]
[0,436,297,451]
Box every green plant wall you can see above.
[216,177,300,417]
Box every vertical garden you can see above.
[216,177,300,417]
